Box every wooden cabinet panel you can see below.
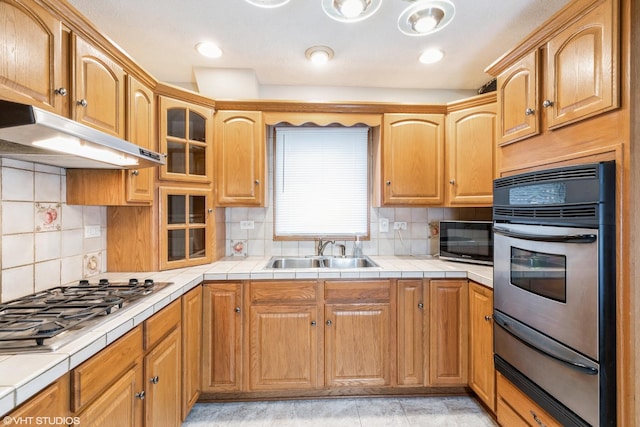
[250,281,317,304]
[8,373,70,423]
[182,286,202,420]
[325,303,391,387]
[396,280,425,386]
[215,110,265,206]
[468,282,495,412]
[446,98,496,206]
[497,372,563,427]
[382,113,445,205]
[202,283,243,392]
[249,305,319,390]
[144,327,182,427]
[428,280,468,386]
[72,34,125,138]
[144,299,181,350]
[0,0,65,114]
[324,280,390,303]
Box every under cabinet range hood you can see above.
[0,100,165,169]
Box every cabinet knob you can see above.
[311,321,317,326]
[524,108,535,116]
[235,307,241,313]
[131,170,139,176]
[386,181,391,186]
[77,99,88,108]
[135,391,145,400]
[484,315,492,322]
[418,303,424,310]
[449,179,455,185]
[150,376,159,384]
[208,208,214,214]
[542,99,554,108]
[54,87,68,97]
[255,179,260,185]
[326,320,332,326]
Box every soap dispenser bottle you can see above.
[353,235,363,257]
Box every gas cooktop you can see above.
[0,278,171,354]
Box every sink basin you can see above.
[264,256,378,269]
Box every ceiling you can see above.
[66,0,570,98]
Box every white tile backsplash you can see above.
[2,201,34,234]
[1,167,33,201]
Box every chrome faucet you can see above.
[316,239,335,256]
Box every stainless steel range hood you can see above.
[0,100,165,169]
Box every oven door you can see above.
[493,223,599,360]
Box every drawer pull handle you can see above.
[530,411,547,427]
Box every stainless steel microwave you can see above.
[439,220,493,265]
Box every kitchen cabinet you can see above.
[428,279,468,386]
[0,0,67,115]
[202,282,243,392]
[468,282,495,412]
[324,281,391,387]
[496,0,618,145]
[72,34,126,138]
[445,95,497,206]
[249,281,319,391]
[381,113,445,205]
[181,286,202,420]
[7,373,70,424]
[160,186,214,270]
[496,372,562,427]
[215,110,265,206]
[396,279,425,386]
[66,76,155,206]
[159,96,213,183]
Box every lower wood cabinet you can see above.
[396,279,426,386]
[7,373,71,425]
[496,372,562,427]
[468,281,495,412]
[182,286,202,419]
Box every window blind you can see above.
[274,127,369,237]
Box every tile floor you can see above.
[182,396,499,426]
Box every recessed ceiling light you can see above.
[398,0,455,37]
[196,42,222,58]
[419,48,444,64]
[322,0,382,23]
[305,46,335,65]
[244,0,291,8]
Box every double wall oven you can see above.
[492,161,616,427]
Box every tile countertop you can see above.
[0,256,492,416]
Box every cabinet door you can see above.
[182,286,202,420]
[325,303,390,387]
[497,372,563,427]
[8,373,70,422]
[159,96,213,183]
[397,280,425,386]
[126,76,155,203]
[144,327,182,427]
[544,0,618,129]
[202,283,243,392]
[497,50,539,145]
[160,187,213,270]
[382,114,445,205]
[215,110,265,206]
[468,282,495,412]
[428,280,468,386]
[446,102,496,206]
[0,0,66,114]
[72,34,126,138]
[77,366,143,427]
[249,305,319,390]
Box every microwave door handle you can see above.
[493,312,599,376]
[493,227,597,244]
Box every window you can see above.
[274,126,369,238]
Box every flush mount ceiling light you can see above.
[195,42,222,58]
[398,0,455,36]
[305,46,335,65]
[244,0,291,8]
[322,0,382,23]
[419,47,444,64]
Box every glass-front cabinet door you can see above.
[160,187,213,269]
[159,96,213,182]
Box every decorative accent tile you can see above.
[83,251,102,278]
[35,203,61,232]
[231,240,247,257]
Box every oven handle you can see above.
[493,226,597,244]
[493,311,599,376]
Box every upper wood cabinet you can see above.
[468,281,495,413]
[496,0,619,145]
[159,96,213,183]
[215,110,265,206]
[0,0,66,114]
[72,34,126,138]
[446,96,497,206]
[381,113,444,206]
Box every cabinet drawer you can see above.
[145,299,181,350]
[250,281,317,304]
[71,326,142,412]
[324,281,390,303]
[496,372,562,427]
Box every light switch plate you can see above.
[379,218,389,233]
[84,225,101,238]
[240,220,255,230]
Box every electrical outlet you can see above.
[240,220,255,230]
[379,218,389,233]
[84,225,101,238]
[393,221,407,230]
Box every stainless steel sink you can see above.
[264,256,378,269]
